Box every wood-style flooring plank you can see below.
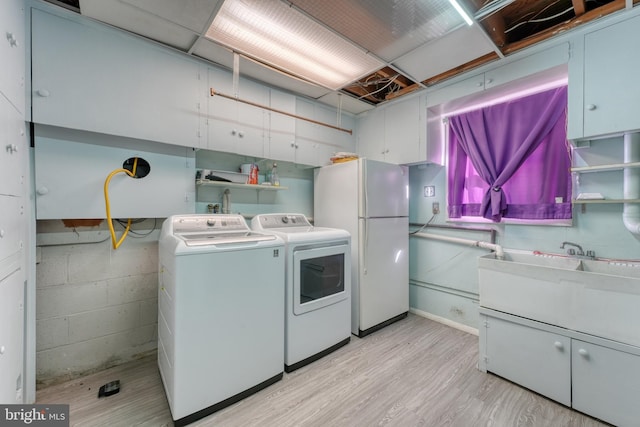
[37,314,609,427]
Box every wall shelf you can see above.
[572,199,640,204]
[571,162,640,173]
[196,179,288,191]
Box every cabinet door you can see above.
[485,43,569,91]
[0,97,26,197]
[0,195,23,263]
[207,69,266,157]
[357,108,385,161]
[314,104,355,150]
[0,0,25,114]
[572,340,640,427]
[582,14,640,138]
[293,99,325,166]
[0,266,24,403]
[483,316,571,406]
[267,89,296,163]
[31,9,202,148]
[426,73,485,107]
[34,128,195,219]
[384,97,423,165]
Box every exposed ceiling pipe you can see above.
[623,132,640,237]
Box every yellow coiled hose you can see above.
[104,157,138,249]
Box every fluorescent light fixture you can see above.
[448,0,474,26]
[205,0,384,90]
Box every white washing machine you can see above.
[251,213,351,372]
[158,214,285,426]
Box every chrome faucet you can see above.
[560,241,595,259]
[561,241,583,256]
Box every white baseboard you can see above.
[409,307,479,336]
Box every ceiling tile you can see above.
[79,0,203,50]
[317,92,375,115]
[236,56,333,100]
[191,37,235,69]
[118,0,220,33]
[392,24,496,83]
[290,0,466,62]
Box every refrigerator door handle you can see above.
[363,217,368,275]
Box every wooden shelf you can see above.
[196,179,287,191]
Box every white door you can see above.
[358,217,409,332]
[360,160,409,218]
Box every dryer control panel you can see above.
[253,214,311,229]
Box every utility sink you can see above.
[478,252,640,347]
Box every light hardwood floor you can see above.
[37,314,609,426]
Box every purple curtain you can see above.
[448,86,570,221]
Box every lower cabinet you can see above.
[483,315,571,406]
[0,265,24,403]
[480,309,640,427]
[572,340,640,427]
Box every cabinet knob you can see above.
[476,81,483,87]
[0,345,5,355]
[37,89,50,97]
[554,341,564,350]
[586,104,597,111]
[37,186,49,195]
[578,348,589,358]
[0,229,5,238]
[238,131,244,138]
[486,78,493,84]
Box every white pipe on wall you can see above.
[623,133,640,237]
[412,232,505,259]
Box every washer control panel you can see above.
[254,214,311,229]
[172,214,248,234]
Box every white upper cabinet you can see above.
[384,96,425,165]
[0,0,25,115]
[267,89,297,163]
[357,95,426,165]
[207,67,267,158]
[427,43,569,108]
[356,107,385,162]
[292,98,355,167]
[569,13,640,140]
[31,9,203,148]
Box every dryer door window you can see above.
[293,243,350,315]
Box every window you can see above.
[447,86,571,222]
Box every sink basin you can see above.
[479,252,640,347]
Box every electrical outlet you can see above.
[424,186,435,197]
[432,202,440,214]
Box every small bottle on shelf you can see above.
[270,163,280,187]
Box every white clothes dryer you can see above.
[251,213,351,372]
[158,214,284,426]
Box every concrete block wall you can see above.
[35,220,158,388]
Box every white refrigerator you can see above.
[314,158,409,337]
